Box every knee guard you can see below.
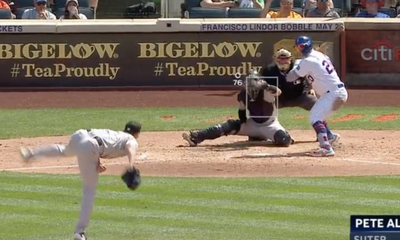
[273,130,293,147]
[220,119,241,135]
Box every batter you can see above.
[286,36,348,157]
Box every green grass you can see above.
[1,172,400,240]
[0,106,399,139]
[0,106,399,240]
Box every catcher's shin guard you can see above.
[185,119,241,146]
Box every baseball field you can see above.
[0,89,400,240]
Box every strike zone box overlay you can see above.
[245,76,280,119]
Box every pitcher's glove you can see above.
[121,167,141,190]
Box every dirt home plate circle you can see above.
[0,91,399,178]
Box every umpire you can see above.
[262,48,317,110]
[248,48,317,141]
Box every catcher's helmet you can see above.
[295,36,313,56]
[124,121,141,135]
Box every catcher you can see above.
[250,47,339,144]
[20,121,142,240]
[182,70,294,147]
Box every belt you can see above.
[86,129,103,146]
[327,84,344,93]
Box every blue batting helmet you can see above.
[294,36,313,56]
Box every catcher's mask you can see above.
[274,48,292,72]
[246,69,260,99]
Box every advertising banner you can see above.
[346,30,400,87]
[0,32,340,88]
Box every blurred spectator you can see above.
[260,0,302,17]
[306,0,340,17]
[60,0,87,19]
[0,0,15,18]
[21,0,56,19]
[238,0,264,8]
[355,0,390,17]
[0,0,10,10]
[89,0,97,18]
[384,0,399,14]
[89,0,97,8]
[304,0,334,14]
[383,0,397,7]
[305,0,334,9]
[200,0,238,8]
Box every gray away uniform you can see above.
[184,88,293,147]
[26,129,138,234]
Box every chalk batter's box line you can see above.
[245,76,279,119]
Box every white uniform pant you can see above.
[237,117,285,141]
[309,87,348,124]
[30,129,101,234]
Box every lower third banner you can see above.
[350,215,400,240]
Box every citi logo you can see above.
[360,42,400,61]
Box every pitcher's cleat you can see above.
[20,147,33,161]
[73,232,86,240]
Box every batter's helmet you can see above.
[295,36,313,56]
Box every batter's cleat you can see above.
[308,147,335,157]
[329,133,341,146]
[182,132,198,147]
[20,147,33,161]
[73,232,86,240]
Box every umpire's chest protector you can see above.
[263,64,304,101]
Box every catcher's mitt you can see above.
[121,167,141,190]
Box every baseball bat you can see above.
[315,22,345,54]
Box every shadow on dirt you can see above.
[177,139,315,152]
[229,151,312,159]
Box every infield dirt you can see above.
[0,89,399,177]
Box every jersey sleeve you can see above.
[126,138,138,151]
[261,65,278,85]
[261,65,271,76]
[237,90,246,110]
[293,59,301,69]
[293,59,310,77]
[237,90,246,102]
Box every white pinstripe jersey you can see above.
[294,50,344,96]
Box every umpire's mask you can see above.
[246,69,260,100]
[274,48,292,72]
